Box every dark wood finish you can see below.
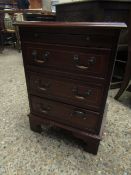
[28,72,104,111]
[17,21,126,154]
[20,28,115,48]
[56,0,131,98]
[23,43,111,78]
[30,95,100,134]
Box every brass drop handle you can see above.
[40,51,50,63]
[73,55,96,70]
[74,110,85,116]
[72,109,86,116]
[71,109,87,120]
[32,50,49,64]
[32,50,45,64]
[88,57,96,65]
[73,55,88,70]
[35,60,45,64]
[39,87,47,91]
[40,105,51,114]
[75,95,85,100]
[76,65,89,70]
[72,87,92,100]
[43,51,50,59]
[32,50,37,59]
[38,83,50,91]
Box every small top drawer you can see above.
[20,27,114,48]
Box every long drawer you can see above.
[28,72,104,111]
[23,44,111,79]
[20,27,114,48]
[30,96,100,134]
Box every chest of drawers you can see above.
[18,22,126,154]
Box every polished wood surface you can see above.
[23,43,111,77]
[17,22,125,154]
[30,95,100,134]
[16,21,126,28]
[29,72,104,111]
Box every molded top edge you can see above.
[15,21,127,29]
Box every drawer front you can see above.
[30,96,100,134]
[20,28,113,48]
[29,73,104,111]
[24,44,111,78]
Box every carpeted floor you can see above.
[0,48,131,175]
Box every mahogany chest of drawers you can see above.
[17,22,126,154]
